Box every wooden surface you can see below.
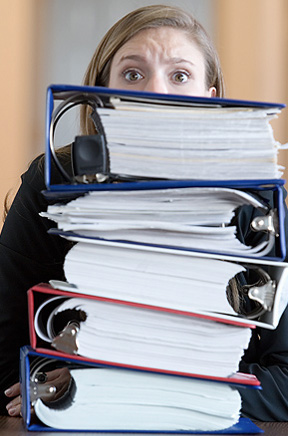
[0,416,287,435]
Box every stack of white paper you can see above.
[34,367,242,431]
[42,186,274,257]
[35,295,252,377]
[63,241,245,315]
[97,101,283,180]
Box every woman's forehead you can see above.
[113,27,205,65]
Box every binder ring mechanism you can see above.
[30,359,57,404]
[49,275,276,361]
[251,209,279,237]
[50,93,109,184]
[51,321,80,355]
[227,266,276,319]
[50,92,168,184]
[249,208,279,260]
[29,357,76,406]
[49,266,276,358]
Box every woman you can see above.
[1,4,288,421]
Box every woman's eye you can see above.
[172,72,190,83]
[123,70,143,82]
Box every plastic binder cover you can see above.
[46,85,284,190]
[43,181,286,261]
[28,283,259,380]
[48,240,288,330]
[20,346,263,433]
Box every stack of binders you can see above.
[20,85,288,433]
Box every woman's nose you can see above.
[143,75,169,94]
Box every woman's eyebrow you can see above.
[117,55,195,67]
[168,57,195,67]
[117,54,146,65]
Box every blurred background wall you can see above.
[0,0,287,223]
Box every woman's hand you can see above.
[5,382,21,416]
[5,367,71,417]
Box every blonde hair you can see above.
[80,4,225,135]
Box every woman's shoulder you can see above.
[22,146,72,192]
[21,154,46,192]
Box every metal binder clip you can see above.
[248,280,276,312]
[226,266,277,319]
[30,378,56,404]
[251,209,279,236]
[72,134,110,184]
[51,321,79,354]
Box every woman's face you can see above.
[108,27,216,97]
